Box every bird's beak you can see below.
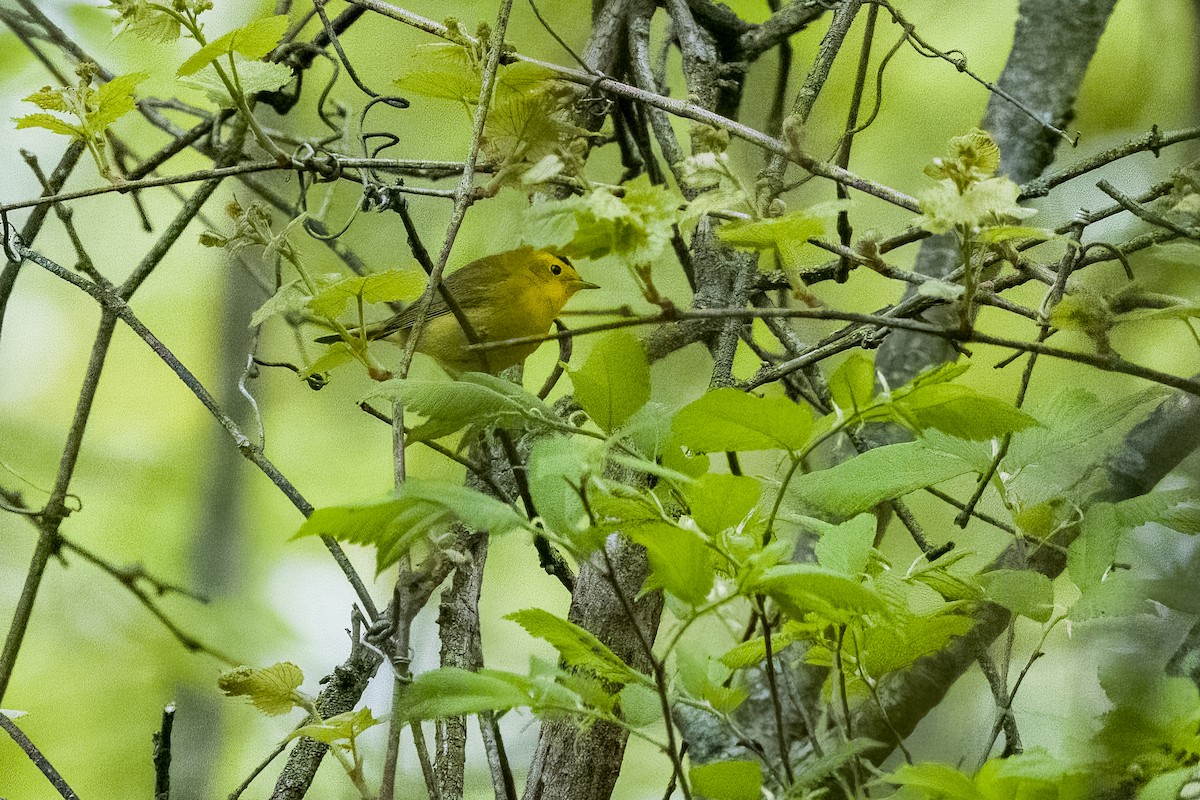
[574,280,601,290]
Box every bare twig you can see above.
[0,711,80,800]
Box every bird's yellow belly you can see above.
[411,309,547,374]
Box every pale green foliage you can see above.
[217,662,304,715]
[524,174,680,264]
[15,70,149,181]
[292,479,528,573]
[506,608,650,687]
[106,0,185,41]
[369,371,558,441]
[176,15,289,76]
[287,706,381,746]
[918,128,1035,234]
[978,569,1055,622]
[673,387,813,452]
[569,332,651,432]
[715,200,850,276]
[626,521,713,605]
[393,41,582,183]
[688,760,763,800]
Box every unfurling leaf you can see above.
[218,662,304,715]
[524,174,679,264]
[287,707,382,746]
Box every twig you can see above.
[0,711,80,800]
[153,704,176,800]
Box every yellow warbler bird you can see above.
[323,246,599,374]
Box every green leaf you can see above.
[287,707,381,746]
[506,608,646,686]
[896,383,1037,440]
[811,513,875,577]
[570,332,650,433]
[978,569,1054,622]
[887,762,986,799]
[107,0,182,41]
[828,353,877,418]
[14,113,82,137]
[396,668,536,720]
[626,521,714,605]
[91,71,149,129]
[716,206,837,272]
[524,174,679,264]
[673,388,812,453]
[756,564,888,622]
[369,372,556,441]
[617,684,662,728]
[302,341,357,379]
[293,480,526,573]
[182,60,294,107]
[919,176,1036,235]
[309,269,426,319]
[178,15,289,76]
[860,613,973,675]
[394,42,480,103]
[250,279,307,327]
[218,662,303,716]
[790,441,976,518]
[525,439,584,541]
[689,760,762,800]
[687,474,760,536]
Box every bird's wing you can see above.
[369,268,492,339]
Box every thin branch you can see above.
[0,711,80,800]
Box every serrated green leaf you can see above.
[218,662,303,716]
[506,608,646,686]
[287,707,381,746]
[396,668,536,720]
[919,176,1036,235]
[393,42,479,103]
[812,513,875,577]
[569,332,650,433]
[673,388,811,453]
[617,684,661,728]
[107,0,182,41]
[887,762,986,799]
[716,203,848,271]
[293,480,526,573]
[309,269,426,319]
[860,613,973,675]
[21,87,68,112]
[528,435,594,539]
[756,564,888,622]
[91,71,149,129]
[896,383,1037,440]
[626,521,713,605]
[14,113,82,137]
[829,353,877,418]
[978,569,1054,622]
[182,60,294,107]
[687,474,760,536]
[789,441,975,518]
[178,15,288,76]
[689,760,762,800]
[302,341,357,379]
[369,372,556,441]
[524,174,678,264]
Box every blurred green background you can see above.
[1,0,1197,797]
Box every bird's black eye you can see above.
[551,264,562,275]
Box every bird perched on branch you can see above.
[319,246,598,374]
